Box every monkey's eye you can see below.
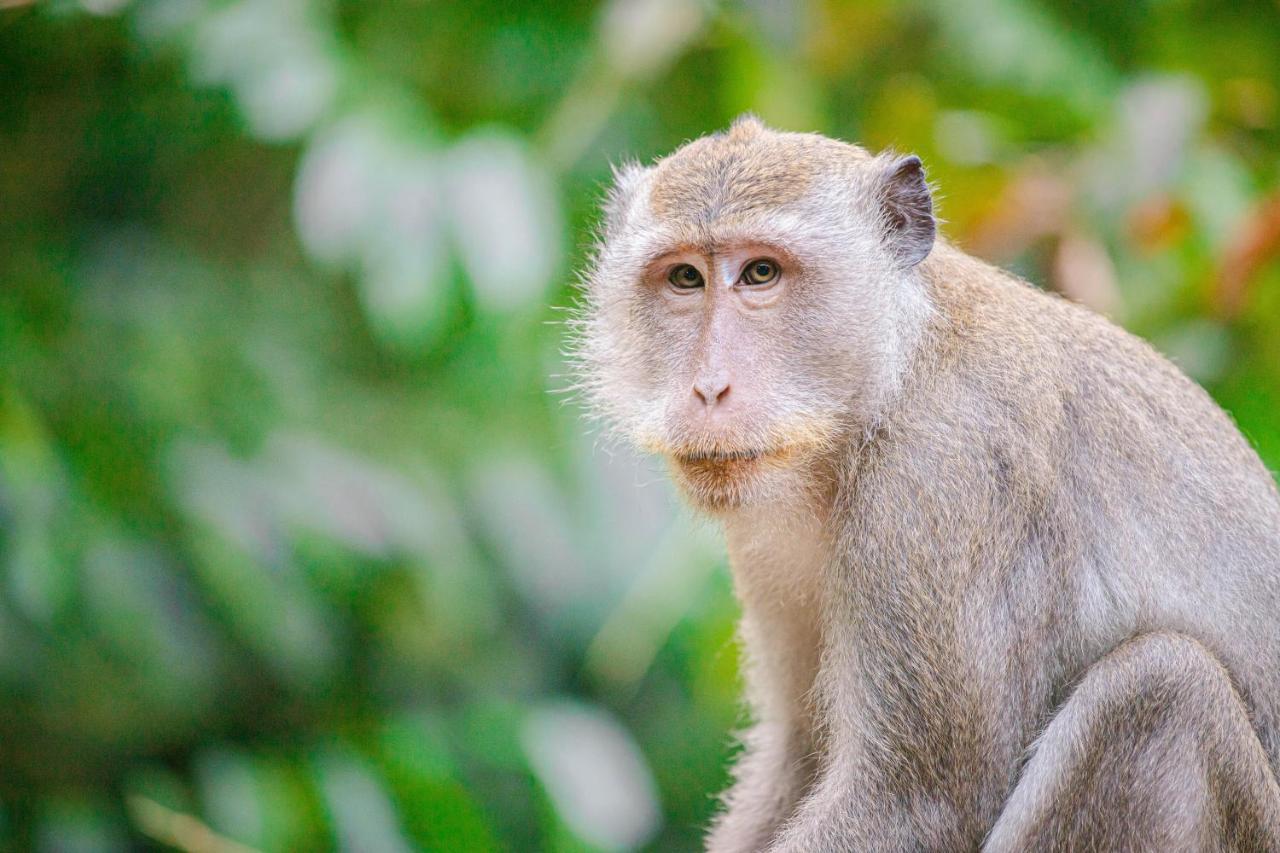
[668,264,704,290]
[741,259,779,286]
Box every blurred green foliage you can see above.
[1,0,1279,849]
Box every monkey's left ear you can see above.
[878,155,935,267]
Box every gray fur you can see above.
[570,119,1280,851]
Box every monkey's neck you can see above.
[722,486,834,616]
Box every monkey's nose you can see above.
[692,374,731,408]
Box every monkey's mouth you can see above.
[667,446,798,510]
[672,445,800,471]
[675,448,766,464]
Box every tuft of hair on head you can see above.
[876,153,936,267]
[600,159,650,238]
[727,112,769,141]
[609,160,648,194]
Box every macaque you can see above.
[570,116,1280,851]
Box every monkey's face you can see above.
[573,118,935,512]
[626,238,847,510]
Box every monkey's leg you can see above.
[985,632,1280,853]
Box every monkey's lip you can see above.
[673,447,780,465]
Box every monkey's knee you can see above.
[985,632,1280,852]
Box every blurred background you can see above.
[1,0,1279,849]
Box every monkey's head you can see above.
[572,117,936,511]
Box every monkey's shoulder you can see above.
[865,244,1278,515]
[921,245,1234,442]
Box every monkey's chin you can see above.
[668,447,798,512]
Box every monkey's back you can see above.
[887,240,1280,766]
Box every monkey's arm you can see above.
[705,721,815,853]
[760,587,1006,852]
[706,605,823,853]
[763,422,1056,852]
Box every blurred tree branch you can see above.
[128,796,262,853]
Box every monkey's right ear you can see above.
[878,154,935,267]
[603,161,649,234]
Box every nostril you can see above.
[693,377,731,407]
